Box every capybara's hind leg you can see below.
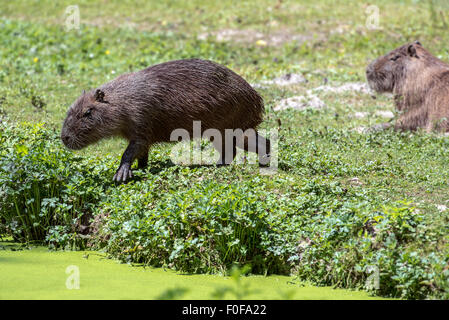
[257,134,271,167]
[236,131,271,166]
[137,151,149,170]
[211,136,236,165]
[114,141,147,182]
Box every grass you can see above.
[1,0,449,299]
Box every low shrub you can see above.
[0,121,113,247]
[96,178,297,274]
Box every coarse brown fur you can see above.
[61,59,270,182]
[366,41,449,132]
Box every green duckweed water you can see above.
[0,243,384,300]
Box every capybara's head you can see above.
[366,41,431,93]
[61,89,112,150]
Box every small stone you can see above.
[352,126,369,134]
[311,82,373,95]
[374,110,395,118]
[261,73,307,86]
[273,94,326,111]
[349,177,363,185]
[352,112,369,119]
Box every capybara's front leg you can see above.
[114,141,146,182]
[256,133,271,167]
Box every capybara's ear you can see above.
[94,89,105,102]
[407,44,419,58]
[414,40,422,46]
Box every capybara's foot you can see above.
[113,164,133,182]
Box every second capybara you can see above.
[366,41,449,132]
[61,59,271,182]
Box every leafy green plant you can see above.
[96,178,296,274]
[0,121,113,247]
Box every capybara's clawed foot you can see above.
[113,164,133,182]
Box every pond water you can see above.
[0,243,384,300]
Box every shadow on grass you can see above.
[122,159,223,183]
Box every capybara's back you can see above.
[99,59,264,143]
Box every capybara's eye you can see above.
[390,55,401,61]
[83,108,93,118]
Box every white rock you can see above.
[352,126,369,134]
[250,83,267,89]
[352,112,370,119]
[261,73,307,86]
[349,177,363,185]
[310,82,374,95]
[374,110,395,118]
[274,94,326,111]
[352,123,391,134]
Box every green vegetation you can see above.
[0,121,113,245]
[1,0,449,300]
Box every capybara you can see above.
[61,59,270,182]
[366,41,449,132]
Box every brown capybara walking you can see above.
[366,41,449,132]
[61,59,270,182]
